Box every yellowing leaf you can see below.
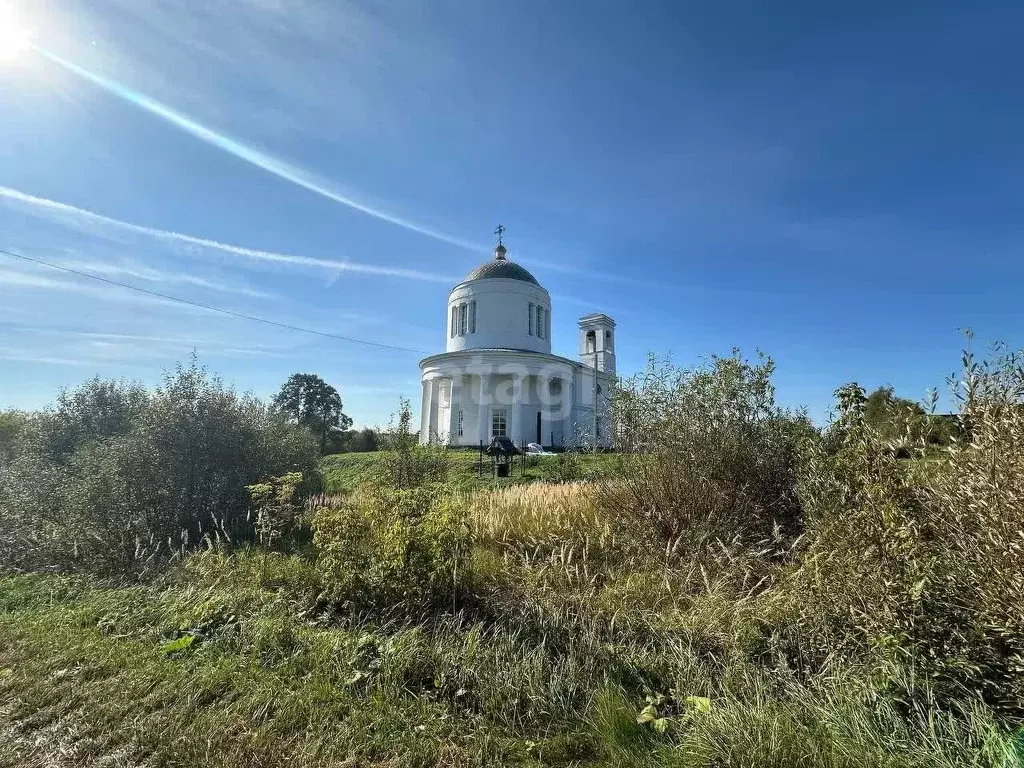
[685,695,713,714]
[636,704,659,724]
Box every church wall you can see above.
[422,369,577,448]
[447,279,552,355]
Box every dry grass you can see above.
[468,482,610,545]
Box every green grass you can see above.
[320,450,618,494]
[0,553,1016,768]
[6,347,1024,767]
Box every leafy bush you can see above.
[603,352,811,552]
[783,382,931,673]
[786,346,1024,716]
[547,450,584,483]
[311,397,468,611]
[0,409,28,464]
[313,485,469,611]
[247,471,306,551]
[0,360,319,575]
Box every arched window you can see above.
[586,330,596,354]
[605,330,613,352]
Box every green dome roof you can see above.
[462,258,540,286]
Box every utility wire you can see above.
[0,246,427,354]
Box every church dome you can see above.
[461,257,541,286]
[445,230,551,355]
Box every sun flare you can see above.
[0,6,33,64]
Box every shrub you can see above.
[0,409,28,464]
[247,472,306,551]
[372,398,450,489]
[602,352,810,553]
[786,346,1024,716]
[0,360,319,575]
[547,451,583,483]
[783,382,931,673]
[313,485,469,611]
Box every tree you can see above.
[273,373,352,453]
[864,386,925,430]
[337,427,380,453]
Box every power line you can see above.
[0,247,428,355]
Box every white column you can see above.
[420,380,430,444]
[561,374,574,447]
[510,374,523,447]
[447,375,462,445]
[477,373,490,446]
[430,379,440,443]
[537,374,548,446]
[423,378,437,444]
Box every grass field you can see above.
[2,479,1019,767]
[3,552,1013,768]
[320,450,617,494]
[4,353,1024,767]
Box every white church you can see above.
[419,231,616,448]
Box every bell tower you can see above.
[578,313,616,376]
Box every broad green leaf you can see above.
[160,635,195,655]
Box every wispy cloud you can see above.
[60,0,442,142]
[24,46,668,291]
[52,258,276,299]
[527,258,669,291]
[1,185,674,320]
[0,325,301,366]
[0,185,458,284]
[0,346,97,367]
[0,264,212,312]
[34,46,484,255]
[0,322,286,351]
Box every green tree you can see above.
[273,373,352,453]
[605,351,809,550]
[337,427,379,453]
[860,385,958,450]
[864,386,925,429]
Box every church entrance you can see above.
[536,412,542,445]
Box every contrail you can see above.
[0,185,458,284]
[33,46,485,254]
[27,48,664,293]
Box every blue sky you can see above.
[1,0,1021,426]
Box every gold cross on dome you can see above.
[494,224,505,246]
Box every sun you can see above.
[0,6,33,65]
